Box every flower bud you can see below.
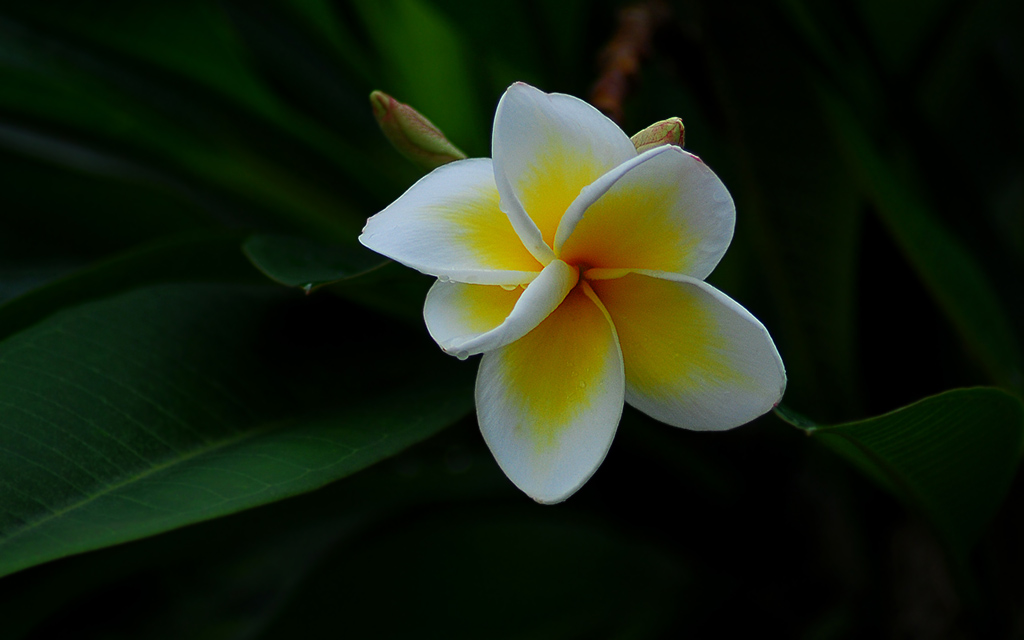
[630,117,684,153]
[370,91,467,170]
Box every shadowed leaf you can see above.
[0,283,473,579]
[243,234,388,292]
[777,388,1024,555]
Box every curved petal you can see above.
[553,144,675,250]
[423,281,523,354]
[558,147,735,280]
[424,260,578,358]
[476,283,624,504]
[492,83,637,251]
[590,271,785,431]
[359,158,542,285]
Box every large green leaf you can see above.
[0,232,259,341]
[0,423,508,640]
[776,388,1024,555]
[0,283,473,579]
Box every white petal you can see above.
[492,82,637,251]
[558,147,735,280]
[359,158,542,285]
[553,145,676,250]
[590,271,786,431]
[424,260,578,358]
[476,283,624,504]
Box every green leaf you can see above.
[0,283,473,579]
[242,234,387,292]
[776,388,1024,554]
[0,425,508,640]
[0,232,259,342]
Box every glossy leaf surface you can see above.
[243,234,388,291]
[0,283,473,579]
[777,388,1024,554]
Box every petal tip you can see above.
[532,493,570,505]
[357,228,379,254]
[508,80,538,93]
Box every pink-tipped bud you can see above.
[630,117,684,153]
[370,90,467,170]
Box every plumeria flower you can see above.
[360,83,786,503]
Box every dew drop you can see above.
[500,284,517,291]
[438,275,450,283]
[455,350,470,361]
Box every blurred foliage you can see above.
[1,0,1023,637]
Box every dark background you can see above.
[0,0,1022,637]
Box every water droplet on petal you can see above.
[455,350,469,361]
[500,284,517,291]
[438,275,450,283]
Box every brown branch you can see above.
[590,0,672,124]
